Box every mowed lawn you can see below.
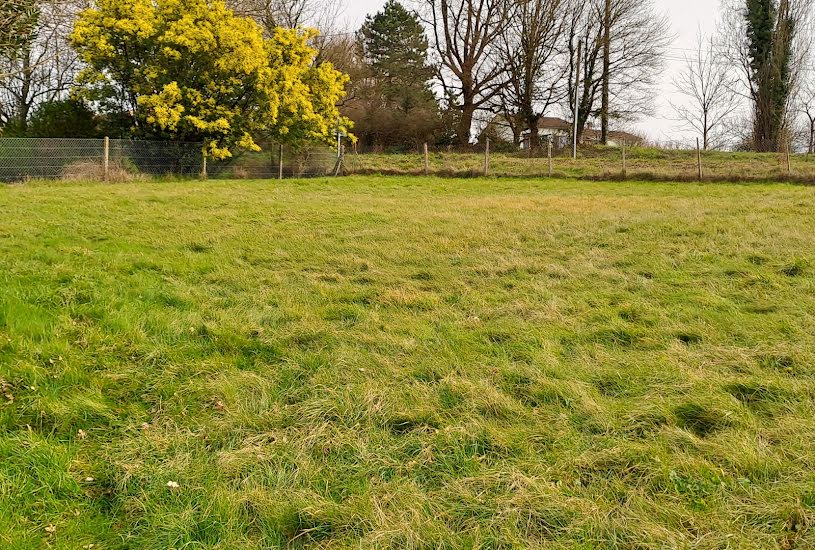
[1,176,814,549]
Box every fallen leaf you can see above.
[45,524,56,534]
[166,481,180,489]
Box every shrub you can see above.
[27,100,100,138]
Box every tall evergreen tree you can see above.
[351,0,441,148]
[358,0,435,114]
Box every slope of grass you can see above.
[1,176,814,548]
[346,147,815,182]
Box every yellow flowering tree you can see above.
[70,0,350,158]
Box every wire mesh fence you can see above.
[343,141,815,182]
[0,138,203,182]
[208,142,341,179]
[4,137,814,183]
[0,138,343,182]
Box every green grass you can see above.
[346,147,815,183]
[1,176,814,548]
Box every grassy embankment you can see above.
[1,176,814,548]
[345,147,815,182]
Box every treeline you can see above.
[324,0,671,150]
[2,0,814,154]
[344,0,815,153]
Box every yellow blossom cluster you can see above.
[71,0,351,158]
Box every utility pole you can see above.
[601,0,611,145]
[573,38,582,160]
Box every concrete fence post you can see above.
[696,138,702,181]
[547,140,553,177]
[278,143,284,180]
[424,143,429,175]
[103,136,110,182]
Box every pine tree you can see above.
[358,0,435,113]
[351,0,441,148]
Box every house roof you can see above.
[539,117,572,131]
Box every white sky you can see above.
[339,0,722,142]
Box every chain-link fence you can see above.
[208,142,342,179]
[343,141,815,182]
[0,138,343,182]
[0,138,203,182]
[6,137,808,183]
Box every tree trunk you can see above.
[601,0,611,145]
[12,49,33,132]
[458,98,476,148]
[527,115,540,151]
[809,118,815,154]
[702,110,709,151]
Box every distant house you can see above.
[530,117,573,149]
[584,128,644,148]
[518,117,645,149]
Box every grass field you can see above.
[346,147,815,183]
[1,176,814,549]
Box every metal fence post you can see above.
[333,145,344,177]
[103,136,109,182]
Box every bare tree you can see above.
[229,0,334,30]
[798,79,815,153]
[670,30,740,150]
[496,0,571,150]
[227,0,346,60]
[421,0,511,145]
[565,0,671,144]
[1,0,81,131]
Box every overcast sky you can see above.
[338,0,722,142]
